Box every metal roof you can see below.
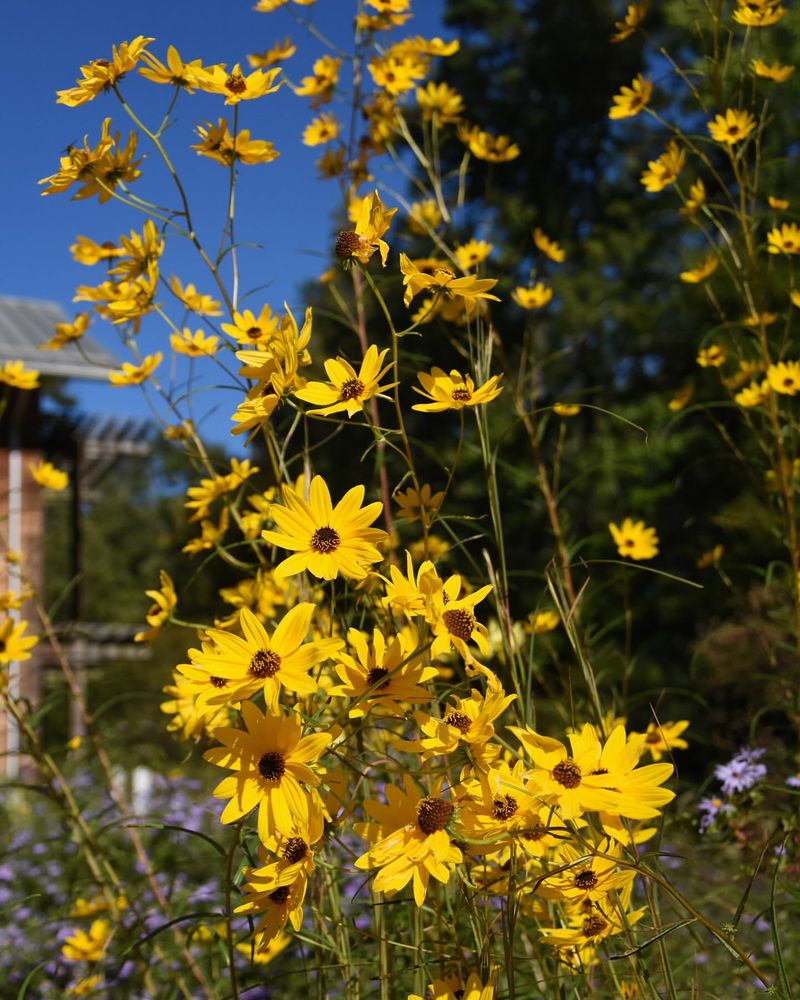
[0,296,120,380]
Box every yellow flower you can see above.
[608,74,652,119]
[408,199,442,235]
[640,720,689,761]
[454,239,493,271]
[109,219,164,280]
[770,195,790,210]
[733,0,786,26]
[160,673,229,741]
[302,112,340,146]
[734,378,770,407]
[193,63,282,103]
[61,920,112,962]
[355,777,462,906]
[409,973,495,1000]
[681,178,706,216]
[335,190,397,267]
[191,604,341,712]
[0,360,40,390]
[295,344,394,417]
[138,45,208,92]
[134,570,177,643]
[512,722,674,821]
[697,545,724,569]
[416,81,464,123]
[108,352,162,386]
[75,270,158,330]
[70,236,123,266]
[254,0,316,10]
[511,283,553,309]
[640,141,685,192]
[204,703,331,840]
[222,304,279,348]
[248,39,297,68]
[427,574,494,662]
[235,849,311,949]
[528,610,560,634]
[680,253,719,283]
[262,475,387,581]
[295,54,340,106]
[0,618,38,663]
[394,483,444,523]
[39,119,141,203]
[533,227,566,262]
[751,58,794,82]
[767,360,800,395]
[611,1,649,42]
[29,460,69,491]
[369,52,427,95]
[193,119,279,166]
[40,312,90,351]
[458,124,520,161]
[169,277,222,316]
[668,383,694,411]
[697,344,726,368]
[56,37,153,106]
[329,626,437,718]
[552,402,580,417]
[412,368,503,412]
[170,328,219,357]
[707,108,757,145]
[235,929,291,964]
[400,254,499,307]
[609,518,659,560]
[767,223,800,254]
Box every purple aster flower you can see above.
[698,794,732,832]
[714,747,767,795]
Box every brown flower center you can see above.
[282,837,308,863]
[442,608,476,641]
[444,711,471,733]
[246,326,262,340]
[258,751,286,781]
[335,230,363,258]
[644,730,662,744]
[582,914,608,938]
[339,378,365,402]
[574,869,598,891]
[451,387,472,402]
[210,676,228,688]
[225,72,247,95]
[492,795,519,821]
[417,796,454,835]
[269,886,291,904]
[552,758,582,789]
[249,649,282,679]
[366,667,390,690]
[310,526,341,553]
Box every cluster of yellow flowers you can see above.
[155,468,683,966]
[31,4,703,992]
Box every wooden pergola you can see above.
[0,296,151,774]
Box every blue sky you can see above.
[3,1,445,446]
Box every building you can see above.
[0,296,149,774]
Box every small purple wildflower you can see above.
[698,794,732,832]
[714,747,767,795]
